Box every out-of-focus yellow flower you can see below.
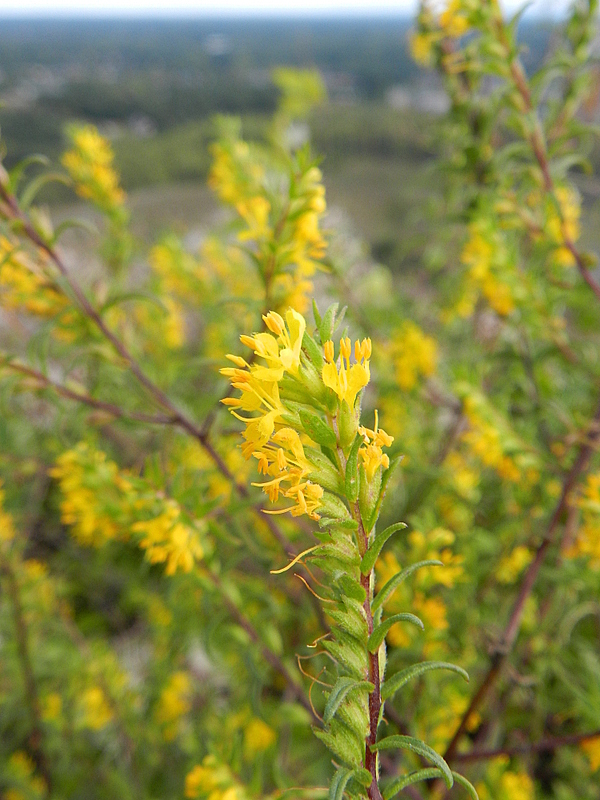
[155,671,192,740]
[0,235,68,320]
[496,545,533,584]
[582,737,600,772]
[545,185,580,267]
[439,0,470,37]
[132,502,204,575]
[62,125,126,214]
[499,771,534,800]
[0,483,16,544]
[51,443,205,574]
[243,717,277,760]
[81,686,113,730]
[185,755,247,800]
[390,321,437,391]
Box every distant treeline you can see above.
[0,15,554,169]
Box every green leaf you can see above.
[360,522,407,575]
[352,768,373,788]
[319,302,338,343]
[303,330,324,371]
[452,772,479,800]
[298,408,337,448]
[381,662,469,702]
[367,613,424,653]
[313,718,364,767]
[372,560,443,614]
[20,172,71,210]
[324,677,374,724]
[384,768,478,799]
[330,767,353,800]
[383,769,440,800]
[336,575,366,603]
[312,299,323,332]
[371,736,453,789]
[345,434,362,503]
[322,632,369,679]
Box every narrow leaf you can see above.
[384,769,440,800]
[367,613,424,653]
[319,302,338,343]
[330,767,353,800]
[360,522,407,575]
[371,736,453,789]
[372,560,443,614]
[381,661,469,701]
[299,408,337,448]
[452,772,479,800]
[303,330,324,371]
[324,677,374,724]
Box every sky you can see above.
[0,0,574,16]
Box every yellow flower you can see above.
[0,483,16,544]
[439,0,470,37]
[496,546,533,584]
[62,125,126,213]
[390,321,437,391]
[81,686,113,730]
[582,737,600,772]
[132,502,204,576]
[322,336,371,408]
[358,412,394,481]
[243,717,277,760]
[155,671,192,741]
[499,771,534,800]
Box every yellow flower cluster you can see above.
[62,125,126,215]
[185,755,248,800]
[358,413,393,481]
[496,545,533,584]
[223,309,393,521]
[51,443,205,574]
[81,686,114,730]
[582,737,600,772]
[565,473,600,568]
[409,0,471,67]
[272,165,327,314]
[155,671,192,741]
[5,751,46,800]
[0,235,67,319]
[389,321,437,391]
[456,221,516,318]
[209,138,270,241]
[208,125,327,314]
[50,444,124,545]
[132,501,204,576]
[322,335,371,408]
[243,716,277,760]
[460,393,539,485]
[222,309,324,519]
[545,185,581,268]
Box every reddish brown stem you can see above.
[355,506,384,800]
[444,393,600,763]
[452,728,600,763]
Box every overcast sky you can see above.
[0,0,574,17]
